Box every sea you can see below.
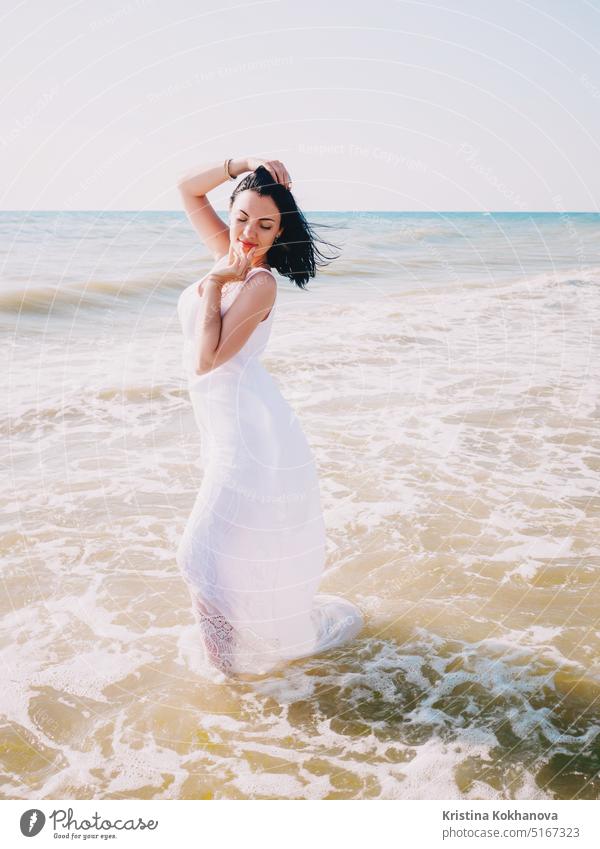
[2,210,599,800]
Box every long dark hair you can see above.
[229,166,340,290]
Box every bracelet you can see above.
[224,158,235,181]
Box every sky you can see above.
[1,0,600,212]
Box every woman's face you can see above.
[229,190,282,265]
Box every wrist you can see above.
[204,274,223,290]
[228,157,248,178]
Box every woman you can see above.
[175,155,363,679]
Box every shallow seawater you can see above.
[2,211,600,799]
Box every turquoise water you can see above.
[2,211,600,321]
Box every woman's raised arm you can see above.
[177,157,250,260]
[177,157,249,196]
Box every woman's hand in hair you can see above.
[206,244,257,287]
[247,156,292,189]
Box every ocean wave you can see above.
[0,274,191,315]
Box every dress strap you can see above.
[245,266,276,282]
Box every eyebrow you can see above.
[238,208,276,221]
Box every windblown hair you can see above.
[229,166,340,290]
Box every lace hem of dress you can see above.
[190,591,236,675]
[185,581,283,677]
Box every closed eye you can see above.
[237,216,273,230]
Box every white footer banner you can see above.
[0,799,598,848]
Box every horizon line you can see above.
[1,209,599,215]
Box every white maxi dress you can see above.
[176,265,363,677]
